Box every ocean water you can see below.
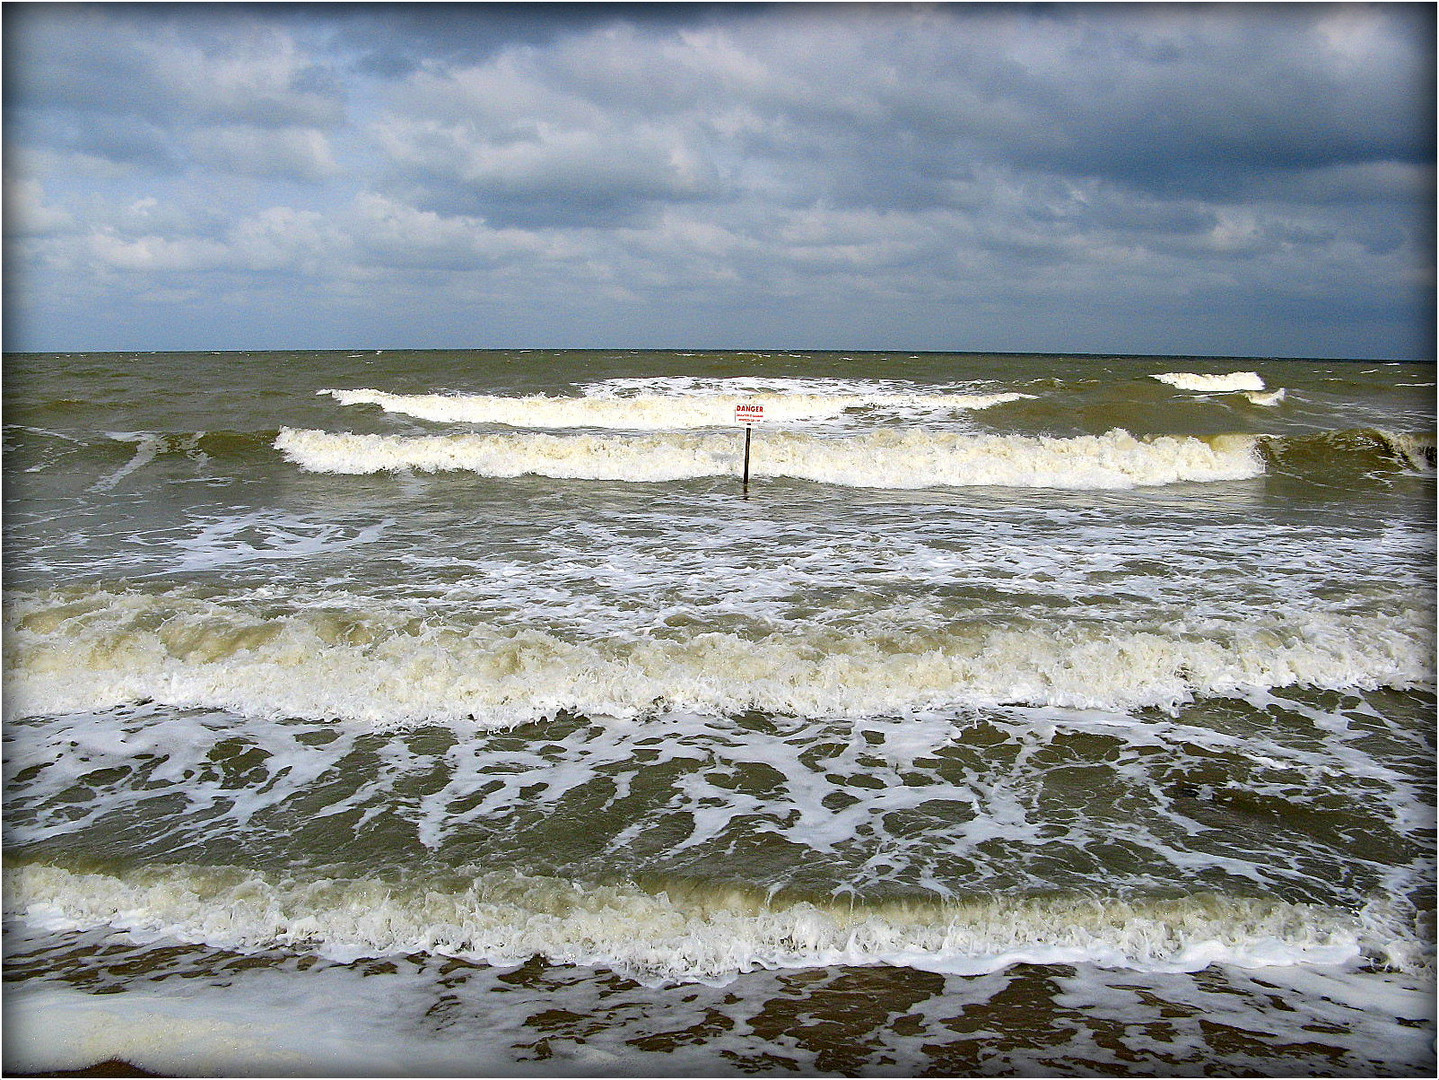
[2,348,1434,1076]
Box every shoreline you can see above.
[10,1062,162,1078]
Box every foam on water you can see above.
[7,948,1429,1078]
[168,512,394,572]
[89,433,181,492]
[1244,388,1287,406]
[1152,371,1267,392]
[1378,429,1438,472]
[7,690,1430,916]
[7,351,1434,1076]
[275,426,1264,489]
[1,973,566,1078]
[320,383,1030,429]
[5,585,1430,725]
[4,862,1387,984]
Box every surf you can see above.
[319,386,1032,429]
[275,426,1265,490]
[7,585,1431,725]
[1152,371,1267,393]
[6,861,1397,985]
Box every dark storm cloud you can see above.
[362,2,1432,240]
[2,2,1432,356]
[695,3,1433,210]
[999,8,1434,199]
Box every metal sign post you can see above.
[735,403,764,495]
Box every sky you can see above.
[3,2,1434,358]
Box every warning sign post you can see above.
[735,403,763,495]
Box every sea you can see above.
[2,348,1435,1077]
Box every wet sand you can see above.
[12,1061,161,1078]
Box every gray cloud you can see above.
[5,3,345,181]
[2,2,1432,357]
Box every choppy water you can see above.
[3,349,1435,1076]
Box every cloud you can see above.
[359,3,1432,235]
[350,193,563,270]
[370,36,730,228]
[315,2,760,79]
[185,126,339,182]
[2,3,1432,357]
[4,178,75,237]
[5,4,344,181]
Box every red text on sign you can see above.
[735,404,764,424]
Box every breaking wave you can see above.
[320,387,1030,429]
[6,586,1430,726]
[7,862,1398,985]
[1152,371,1267,393]
[21,425,1430,494]
[1244,388,1287,407]
[1258,428,1437,478]
[275,427,1263,490]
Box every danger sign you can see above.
[735,403,764,424]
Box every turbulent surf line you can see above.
[7,695,1428,919]
[7,349,1435,1077]
[275,426,1264,489]
[1152,371,1267,392]
[4,862,1391,985]
[6,585,1431,725]
[319,386,1030,429]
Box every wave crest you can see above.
[7,587,1430,724]
[1152,372,1266,392]
[275,427,1264,490]
[7,862,1390,984]
[321,387,1029,429]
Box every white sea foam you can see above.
[1243,388,1287,406]
[4,863,1378,984]
[1,978,553,1079]
[6,586,1431,725]
[0,969,758,1077]
[169,511,392,572]
[10,693,1428,912]
[89,433,165,491]
[5,956,1431,1080]
[275,426,1265,490]
[1376,429,1437,473]
[84,431,219,492]
[1152,371,1267,392]
[3,984,323,1078]
[320,386,1029,429]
